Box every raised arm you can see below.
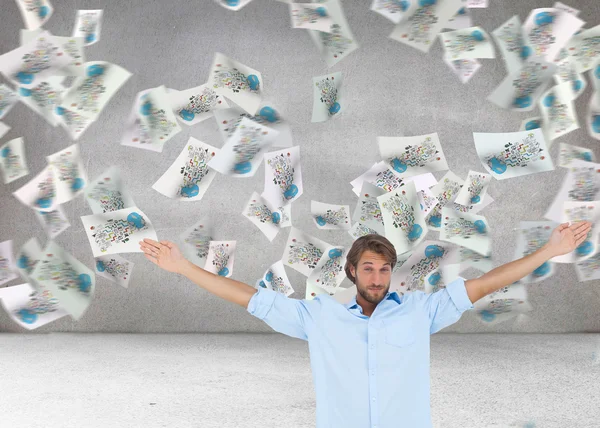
[139,239,257,308]
[464,221,593,304]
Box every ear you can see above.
[349,264,356,279]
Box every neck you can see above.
[356,293,377,317]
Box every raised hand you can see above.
[546,221,593,257]
[139,239,187,274]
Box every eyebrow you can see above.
[361,262,391,267]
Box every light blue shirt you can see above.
[247,277,474,428]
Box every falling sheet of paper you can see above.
[545,160,600,222]
[311,200,351,230]
[352,181,386,235]
[30,241,95,320]
[448,192,494,215]
[575,250,600,282]
[492,15,527,75]
[15,0,53,30]
[20,31,86,78]
[15,237,42,283]
[55,105,95,140]
[243,191,291,242]
[370,0,414,24]
[440,207,491,256]
[444,6,472,31]
[564,24,600,73]
[558,143,594,168]
[73,9,103,46]
[440,27,495,60]
[0,282,68,330]
[307,246,347,293]
[588,60,600,141]
[18,77,65,127]
[215,0,254,11]
[0,122,10,139]
[46,143,88,204]
[153,137,220,201]
[348,222,381,240]
[553,2,580,16]
[95,254,134,288]
[554,49,587,100]
[443,56,481,83]
[81,207,158,257]
[307,0,359,67]
[85,166,136,214]
[207,52,263,115]
[214,104,293,147]
[209,117,278,177]
[519,116,543,132]
[262,145,303,206]
[426,170,464,229]
[0,240,19,287]
[514,221,557,283]
[256,260,294,296]
[282,227,331,277]
[13,164,58,212]
[418,187,438,217]
[523,8,584,63]
[168,84,230,126]
[0,31,71,88]
[351,162,404,195]
[466,0,487,7]
[389,0,464,53]
[0,84,19,119]
[473,128,554,180]
[390,240,460,294]
[312,72,343,122]
[550,201,600,263]
[305,279,332,300]
[0,137,29,184]
[487,58,557,111]
[454,170,491,206]
[539,82,579,141]
[378,181,428,254]
[204,241,236,277]
[459,247,493,272]
[180,218,214,267]
[60,61,132,120]
[473,282,531,326]
[35,205,70,239]
[290,3,333,32]
[122,86,181,152]
[378,132,449,179]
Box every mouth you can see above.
[368,287,383,291]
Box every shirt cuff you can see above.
[446,277,474,313]
[247,286,277,320]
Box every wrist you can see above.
[540,243,557,259]
[177,259,194,276]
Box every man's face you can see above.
[351,250,392,305]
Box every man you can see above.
[139,220,591,428]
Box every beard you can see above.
[356,273,390,305]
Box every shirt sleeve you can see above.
[246,287,321,341]
[417,277,474,334]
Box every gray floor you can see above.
[1,333,599,428]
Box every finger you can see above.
[141,245,158,256]
[160,240,173,249]
[572,221,591,234]
[144,253,158,265]
[575,235,588,247]
[142,238,162,249]
[558,222,569,231]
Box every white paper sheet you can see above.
[473,128,554,180]
[0,137,29,184]
[179,218,214,267]
[262,145,303,206]
[207,52,263,115]
[20,31,86,78]
[152,138,220,201]
[348,222,381,240]
[0,122,9,139]
[575,250,600,282]
[95,254,134,288]
[459,247,493,272]
[447,192,494,215]
[550,201,600,263]
[440,207,491,256]
[473,282,531,325]
[13,165,58,212]
[389,0,464,53]
[454,170,491,206]
[256,260,294,296]
[35,205,70,239]
[290,3,333,31]
[311,72,343,122]
[443,56,481,83]
[487,58,557,111]
[306,246,347,293]
[282,227,330,277]
[440,27,495,60]
[311,200,351,230]
[0,84,19,119]
[558,143,595,168]
[15,0,53,30]
[18,77,65,126]
[168,84,230,126]
[204,241,236,277]
[0,282,67,330]
[492,15,526,75]
[59,61,132,120]
[73,9,103,45]
[352,181,386,235]
[81,207,158,257]
[30,240,95,320]
[378,181,427,254]
[46,143,88,204]
[466,0,487,7]
[243,191,291,241]
[15,237,42,284]
[0,240,19,287]
[444,6,472,31]
[539,82,579,141]
[55,105,95,140]
[307,0,359,67]
[553,2,580,16]
[371,0,415,24]
[215,0,254,11]
[565,24,600,73]
[378,132,449,179]
[85,166,136,214]
[554,50,586,100]
[426,170,464,229]
[514,221,557,283]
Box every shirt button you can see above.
[371,371,375,376]
[372,397,376,401]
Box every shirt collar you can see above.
[343,290,402,310]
